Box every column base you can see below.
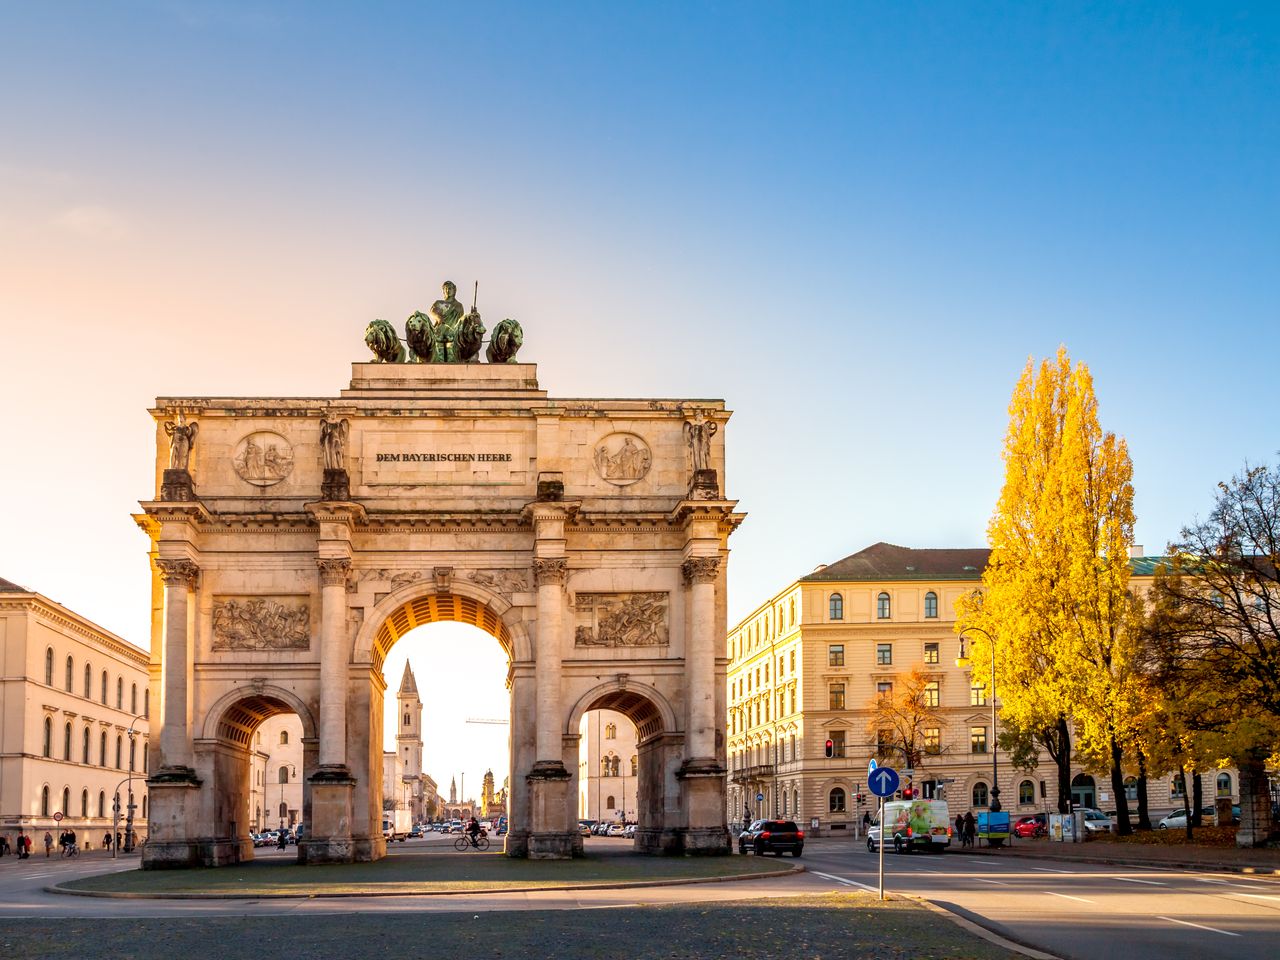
[504,829,530,858]
[526,760,573,860]
[677,758,731,856]
[141,770,204,869]
[303,765,356,864]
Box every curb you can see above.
[903,893,1063,960]
[47,863,804,901]
[964,845,1280,877]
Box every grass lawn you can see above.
[4,893,1020,960]
[61,848,794,897]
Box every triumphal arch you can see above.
[136,286,742,866]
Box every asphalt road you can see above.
[798,839,1280,960]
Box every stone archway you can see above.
[139,357,741,867]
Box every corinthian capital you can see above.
[533,558,569,586]
[316,557,352,586]
[682,556,721,585]
[155,558,200,589]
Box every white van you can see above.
[866,799,952,853]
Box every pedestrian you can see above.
[16,833,28,859]
[954,813,964,845]
[68,828,78,856]
[43,831,53,858]
[863,810,871,833]
[963,811,976,848]
[104,832,112,852]
[0,834,8,857]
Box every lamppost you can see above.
[112,713,148,859]
[956,628,1001,813]
[279,763,296,829]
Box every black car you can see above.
[737,819,804,857]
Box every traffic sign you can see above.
[755,792,764,803]
[868,766,900,798]
[867,758,877,776]
[53,812,64,822]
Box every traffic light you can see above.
[824,739,834,758]
[902,788,913,799]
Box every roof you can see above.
[399,661,419,696]
[0,575,30,592]
[801,543,990,583]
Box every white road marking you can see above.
[975,878,1009,886]
[1236,892,1280,902]
[1046,891,1094,903]
[912,868,944,874]
[1031,867,1072,874]
[1157,916,1240,937]
[810,870,879,894]
[1113,877,1165,886]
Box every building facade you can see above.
[0,577,150,848]
[250,715,304,832]
[578,708,639,823]
[725,544,1240,835]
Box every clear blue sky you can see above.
[1,3,1277,766]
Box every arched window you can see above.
[116,676,123,709]
[98,790,106,817]
[65,655,74,691]
[1217,772,1232,797]
[1171,774,1186,797]
[924,592,938,619]
[82,727,90,763]
[84,663,92,698]
[64,721,72,759]
[99,731,107,766]
[280,731,289,745]
[41,785,50,817]
[279,801,288,819]
[611,756,621,776]
[606,795,616,810]
[794,788,800,817]
[403,713,410,727]
[605,723,616,739]
[829,787,846,813]
[600,757,610,777]
[1019,779,1035,805]
[42,717,52,757]
[144,688,150,718]
[45,647,54,685]
[877,593,891,619]
[279,766,290,784]
[143,743,149,773]
[142,796,147,818]
[829,593,843,620]
[129,739,136,771]
[972,782,989,808]
[790,598,796,623]
[115,736,122,769]
[81,789,89,817]
[62,786,70,815]
[631,755,638,776]
[131,683,138,715]
[100,670,108,704]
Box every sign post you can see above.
[868,765,900,901]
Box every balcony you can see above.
[731,764,775,783]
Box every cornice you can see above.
[2,598,149,666]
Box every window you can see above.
[99,731,107,765]
[970,684,987,706]
[830,730,846,758]
[84,663,92,698]
[143,742,149,773]
[65,655,74,691]
[1171,774,1186,798]
[923,681,939,708]
[829,593,844,620]
[101,670,108,705]
[605,723,617,739]
[828,644,844,666]
[970,726,988,753]
[790,688,797,713]
[876,643,892,665]
[829,787,847,813]
[924,591,938,619]
[924,642,939,664]
[64,722,72,760]
[1217,772,1232,797]
[62,787,70,815]
[789,650,796,671]
[279,766,290,784]
[973,782,989,808]
[877,592,891,619]
[279,801,288,819]
[117,676,123,709]
[790,598,796,623]
[131,683,138,714]
[828,684,845,710]
[280,731,289,745]
[45,648,54,685]
[129,739,136,771]
[43,717,52,757]
[876,728,893,759]
[81,788,88,817]
[606,795,616,810]
[1019,780,1035,805]
[98,791,106,817]
[82,727,90,763]
[631,755,637,776]
[144,688,150,718]
[924,727,941,754]
[1124,776,1137,802]
[876,681,893,699]
[41,785,50,817]
[142,797,147,818]
[115,735,123,768]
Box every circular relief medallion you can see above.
[233,431,295,487]
[593,432,652,486]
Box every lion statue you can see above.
[364,319,406,363]
[459,309,486,363]
[404,311,434,363]
[486,317,524,364]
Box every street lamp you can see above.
[279,763,297,829]
[956,628,1001,813]
[111,713,148,859]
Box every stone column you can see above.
[526,555,573,859]
[302,556,356,864]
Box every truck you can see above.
[381,809,413,842]
[867,799,952,853]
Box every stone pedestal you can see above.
[160,468,196,502]
[526,760,574,859]
[299,766,356,864]
[141,771,203,869]
[677,758,731,855]
[689,469,719,500]
[320,468,351,501]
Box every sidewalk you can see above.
[967,836,1280,875]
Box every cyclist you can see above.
[466,816,482,847]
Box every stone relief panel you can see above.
[232,431,295,487]
[347,569,425,592]
[211,596,310,651]
[574,592,669,647]
[592,432,652,486]
[467,568,531,594]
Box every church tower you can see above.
[481,769,496,816]
[449,776,457,805]
[396,662,424,779]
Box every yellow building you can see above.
[725,543,1236,835]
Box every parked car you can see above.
[1157,804,1241,829]
[408,825,423,839]
[606,823,627,837]
[593,822,610,835]
[578,820,597,837]
[1013,813,1048,839]
[623,824,636,839]
[1079,808,1113,834]
[738,819,804,857]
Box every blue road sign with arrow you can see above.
[868,766,900,798]
[868,758,877,776]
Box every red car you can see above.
[1013,814,1047,839]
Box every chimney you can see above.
[1128,544,1145,559]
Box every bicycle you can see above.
[454,834,490,852]
[61,844,79,858]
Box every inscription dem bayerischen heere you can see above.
[375,452,513,462]
[361,431,527,485]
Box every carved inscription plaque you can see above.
[574,592,668,647]
[212,596,310,651]
[361,430,528,486]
